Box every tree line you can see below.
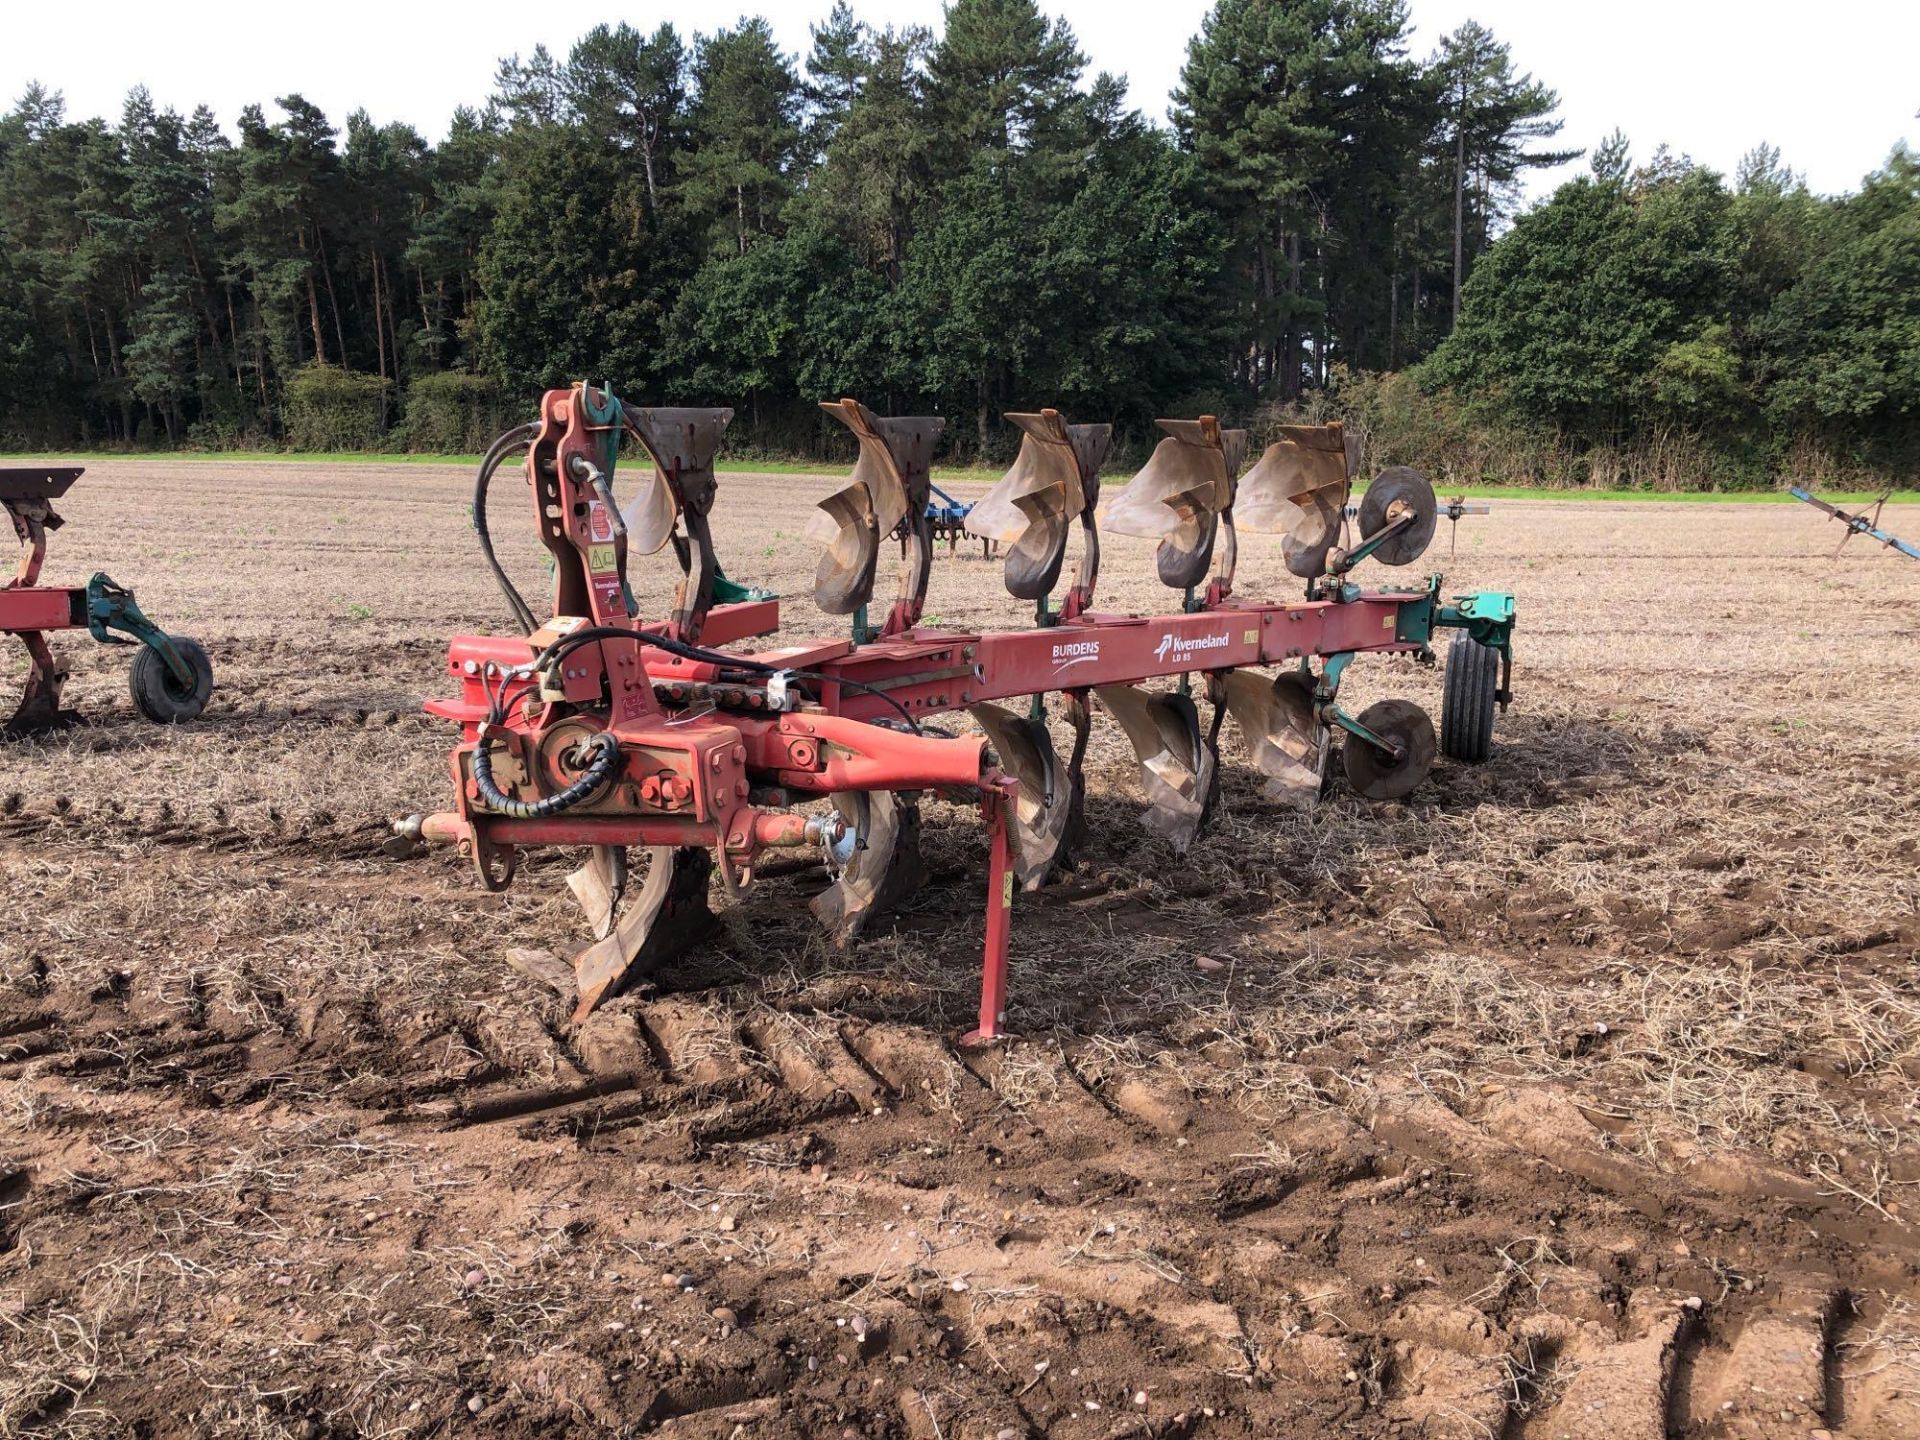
[0,0,1912,487]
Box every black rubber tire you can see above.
[129,637,213,724]
[1440,635,1499,763]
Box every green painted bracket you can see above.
[579,381,624,474]
[1435,589,1516,654]
[1320,650,1355,695]
[713,567,776,605]
[1306,652,1393,755]
[1434,588,1517,706]
[84,572,195,688]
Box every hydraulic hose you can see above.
[471,728,622,820]
[474,422,542,636]
[526,624,926,734]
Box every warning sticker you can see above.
[588,543,618,574]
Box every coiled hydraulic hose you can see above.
[474,422,542,636]
[471,727,623,820]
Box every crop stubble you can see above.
[1,459,1917,1437]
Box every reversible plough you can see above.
[406,386,1517,1038]
[3,466,213,736]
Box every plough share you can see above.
[408,385,1517,1039]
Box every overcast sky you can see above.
[6,0,1915,202]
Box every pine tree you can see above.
[121,90,222,440]
[924,0,1085,166]
[405,107,502,370]
[682,20,803,257]
[1173,0,1353,397]
[803,2,871,160]
[1428,21,1578,325]
[492,46,568,129]
[566,23,688,218]
[802,24,932,278]
[343,112,429,395]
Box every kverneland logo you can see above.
[1154,631,1231,664]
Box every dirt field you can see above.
[3,457,1918,1439]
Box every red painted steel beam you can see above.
[695,597,781,647]
[0,586,81,633]
[714,593,1423,723]
[420,806,832,850]
[429,593,1428,739]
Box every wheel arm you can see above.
[83,572,197,690]
[1327,704,1404,761]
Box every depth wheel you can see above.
[1342,698,1435,801]
[130,637,213,724]
[1441,636,1499,763]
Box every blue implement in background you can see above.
[1791,487,1919,562]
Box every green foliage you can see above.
[665,229,815,398]
[283,363,392,451]
[1428,21,1578,324]
[1422,161,1738,430]
[681,19,803,256]
[0,9,1912,489]
[402,370,513,452]
[1649,329,1747,421]
[0,250,57,443]
[1757,146,1920,429]
[473,126,668,392]
[1419,142,1920,485]
[925,0,1085,163]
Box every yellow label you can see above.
[1001,873,1014,908]
[588,543,617,573]
[1243,629,1258,646]
[1382,614,1395,630]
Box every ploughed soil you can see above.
[3,458,1918,1438]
